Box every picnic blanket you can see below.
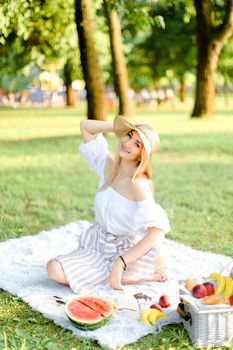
[0,220,232,349]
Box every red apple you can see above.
[192,284,207,299]
[150,303,163,312]
[202,282,215,296]
[159,295,171,308]
[229,295,233,306]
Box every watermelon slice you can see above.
[76,295,114,317]
[65,295,115,331]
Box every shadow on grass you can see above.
[0,132,232,156]
[0,107,85,116]
[0,134,80,145]
[215,109,233,116]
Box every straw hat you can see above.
[113,115,160,156]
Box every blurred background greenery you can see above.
[0,0,232,117]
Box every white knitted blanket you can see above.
[0,221,232,349]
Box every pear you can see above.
[185,279,198,292]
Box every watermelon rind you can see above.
[67,315,111,331]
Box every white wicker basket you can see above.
[177,285,233,348]
[178,287,233,347]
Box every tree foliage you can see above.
[0,0,81,92]
[0,0,233,113]
[117,1,196,90]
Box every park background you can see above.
[0,0,233,349]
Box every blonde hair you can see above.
[98,138,154,195]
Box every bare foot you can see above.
[153,271,167,282]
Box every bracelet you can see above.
[119,255,127,270]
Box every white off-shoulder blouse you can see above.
[79,133,171,240]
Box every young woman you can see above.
[47,115,171,292]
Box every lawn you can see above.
[0,97,233,349]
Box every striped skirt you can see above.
[55,221,166,293]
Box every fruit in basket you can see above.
[150,303,163,312]
[159,295,171,308]
[208,272,225,296]
[201,295,220,305]
[216,298,228,305]
[223,276,233,299]
[65,295,115,330]
[202,282,215,296]
[185,279,197,292]
[192,284,207,298]
[229,295,233,306]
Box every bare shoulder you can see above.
[131,177,154,201]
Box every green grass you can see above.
[0,97,233,349]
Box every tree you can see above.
[217,35,233,105]
[36,0,81,107]
[64,59,75,106]
[0,0,43,84]
[103,0,131,115]
[120,1,196,100]
[192,0,233,117]
[147,2,196,102]
[0,0,81,106]
[74,0,106,120]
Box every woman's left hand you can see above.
[108,258,124,290]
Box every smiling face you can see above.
[119,130,143,161]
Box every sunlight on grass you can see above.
[0,99,233,350]
[0,152,232,170]
[0,96,233,142]
[1,113,233,141]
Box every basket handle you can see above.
[177,302,192,322]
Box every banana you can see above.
[148,309,166,325]
[140,309,166,325]
[208,272,225,296]
[223,276,233,299]
[140,309,153,325]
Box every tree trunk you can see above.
[192,0,233,118]
[66,83,75,107]
[74,0,106,120]
[103,0,131,116]
[179,76,186,102]
[192,41,221,117]
[64,61,75,107]
[223,76,229,106]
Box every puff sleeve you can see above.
[134,199,171,234]
[79,133,110,177]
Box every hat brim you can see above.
[113,115,151,156]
